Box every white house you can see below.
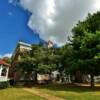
[0,60,10,82]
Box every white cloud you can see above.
[8,12,13,16]
[0,53,12,58]
[19,0,100,45]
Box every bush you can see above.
[0,81,9,89]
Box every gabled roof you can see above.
[0,60,10,67]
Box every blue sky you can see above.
[0,0,100,57]
[0,0,40,57]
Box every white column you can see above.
[0,65,3,76]
[6,67,9,79]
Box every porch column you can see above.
[6,67,9,79]
[0,65,3,76]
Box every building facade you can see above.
[0,60,10,82]
[11,40,54,83]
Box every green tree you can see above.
[2,57,11,64]
[13,46,38,82]
[71,11,100,87]
[15,43,60,83]
[31,45,58,74]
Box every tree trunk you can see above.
[34,71,37,84]
[90,74,94,88]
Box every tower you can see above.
[47,40,53,48]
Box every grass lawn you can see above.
[0,88,45,100]
[0,84,100,100]
[32,84,100,100]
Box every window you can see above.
[1,68,7,76]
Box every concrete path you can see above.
[23,88,65,100]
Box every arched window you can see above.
[1,68,7,76]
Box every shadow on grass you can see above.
[4,82,100,93]
[33,84,100,93]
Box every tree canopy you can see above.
[69,11,100,87]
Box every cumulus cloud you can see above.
[0,53,12,58]
[19,0,100,45]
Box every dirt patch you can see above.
[23,88,65,100]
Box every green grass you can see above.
[33,84,100,100]
[0,88,45,100]
[0,85,100,100]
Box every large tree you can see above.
[70,11,100,87]
[15,43,60,83]
[31,45,58,74]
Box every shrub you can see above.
[0,81,9,89]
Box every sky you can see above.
[0,0,100,58]
[20,0,100,45]
[0,0,40,58]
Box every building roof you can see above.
[18,41,31,48]
[0,60,10,67]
